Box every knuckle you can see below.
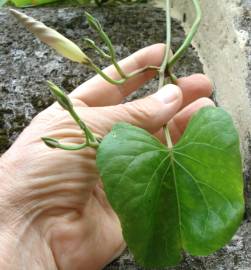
[125,98,157,122]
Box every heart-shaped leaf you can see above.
[96,107,244,268]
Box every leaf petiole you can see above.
[163,124,173,149]
[67,107,97,145]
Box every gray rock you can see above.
[0,5,250,270]
[107,221,251,270]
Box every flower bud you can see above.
[85,12,102,33]
[42,137,60,149]
[10,9,90,64]
[47,81,73,111]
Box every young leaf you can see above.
[96,107,244,268]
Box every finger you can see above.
[82,84,183,137]
[69,44,166,106]
[177,74,213,109]
[46,73,212,115]
[155,97,215,144]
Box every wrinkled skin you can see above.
[0,44,213,270]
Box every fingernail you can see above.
[152,84,181,104]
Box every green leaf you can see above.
[96,107,244,268]
[0,0,8,7]
[10,0,58,7]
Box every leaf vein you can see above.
[175,142,227,153]
[170,153,183,243]
[173,150,209,168]
[195,181,234,209]
[172,157,210,237]
[115,149,167,193]
[119,137,163,150]
[143,156,171,259]
[142,154,170,197]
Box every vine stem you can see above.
[68,107,99,148]
[158,0,171,90]
[89,61,125,85]
[93,21,128,79]
[84,38,111,60]
[159,0,173,150]
[89,60,160,85]
[160,0,201,149]
[168,0,201,68]
[163,124,173,148]
[112,59,127,79]
[102,34,127,79]
[46,81,98,148]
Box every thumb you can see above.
[101,84,183,134]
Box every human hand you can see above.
[0,44,213,270]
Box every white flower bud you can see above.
[10,9,90,64]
